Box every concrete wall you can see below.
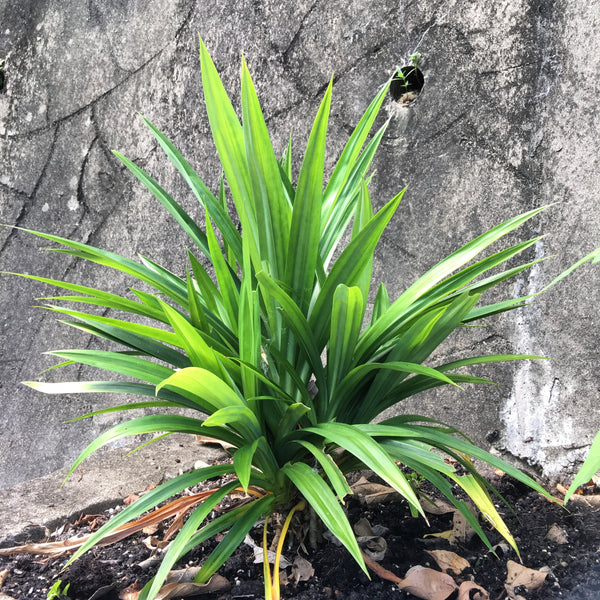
[1,0,599,490]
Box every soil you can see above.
[1,472,600,600]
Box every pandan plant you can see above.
[9,39,599,599]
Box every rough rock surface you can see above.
[1,0,599,490]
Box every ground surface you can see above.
[1,473,600,600]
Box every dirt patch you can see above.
[1,475,600,600]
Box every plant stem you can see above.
[272,499,306,599]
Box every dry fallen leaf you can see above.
[0,570,8,589]
[424,530,453,540]
[505,560,548,599]
[154,574,230,599]
[426,549,470,575]
[141,523,160,535]
[458,580,489,599]
[142,535,170,551]
[242,534,291,568]
[399,565,458,600]
[362,552,490,600]
[449,507,477,545]
[546,523,568,545]
[353,518,388,561]
[419,496,455,515]
[195,435,234,450]
[291,556,314,584]
[119,579,141,600]
[0,488,221,557]
[350,476,398,504]
[123,493,140,506]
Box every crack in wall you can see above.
[6,42,170,141]
[282,0,322,65]
[0,124,59,255]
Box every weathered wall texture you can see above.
[1,0,599,490]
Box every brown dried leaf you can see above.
[141,523,159,535]
[505,560,548,599]
[426,550,470,575]
[458,580,489,600]
[350,476,397,504]
[0,569,8,589]
[155,574,230,599]
[419,496,455,515]
[142,536,170,551]
[353,517,375,537]
[123,493,140,506]
[0,488,220,557]
[119,579,141,600]
[449,507,476,545]
[243,534,290,568]
[398,565,458,600]
[354,518,387,561]
[195,435,234,450]
[291,556,314,584]
[563,493,600,509]
[362,552,461,600]
[424,530,453,540]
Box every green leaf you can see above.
[320,125,386,270]
[233,439,260,492]
[47,349,174,384]
[42,304,188,367]
[356,206,549,361]
[157,367,246,414]
[309,189,405,350]
[3,272,165,322]
[203,405,261,439]
[372,282,390,324]
[23,380,202,414]
[328,285,363,391]
[144,480,240,600]
[321,80,390,220]
[350,180,375,303]
[141,116,243,263]
[159,299,223,373]
[285,78,332,312]
[186,271,210,333]
[295,440,352,502]
[14,228,188,306]
[305,422,423,517]
[565,430,600,503]
[199,38,260,270]
[357,422,554,500]
[330,360,459,420]
[281,461,366,573]
[241,58,291,278]
[113,150,210,258]
[205,214,239,331]
[256,270,326,398]
[194,495,275,583]
[238,237,261,401]
[66,415,227,482]
[451,474,519,557]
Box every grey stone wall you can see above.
[1,0,599,490]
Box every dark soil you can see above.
[1,473,600,600]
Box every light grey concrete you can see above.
[1,0,599,494]
[0,434,226,545]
